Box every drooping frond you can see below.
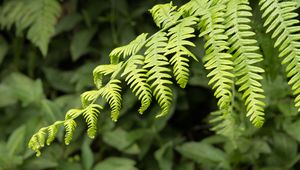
[81,90,101,107]
[82,104,103,138]
[109,33,148,64]
[226,0,265,127]
[166,16,198,88]
[0,0,62,56]
[64,119,77,145]
[199,2,234,110]
[46,124,58,145]
[150,2,181,29]
[121,55,152,114]
[144,32,173,117]
[99,79,122,121]
[93,62,123,88]
[259,0,300,111]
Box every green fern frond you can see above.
[64,119,77,145]
[166,16,198,88]
[93,63,123,88]
[82,104,103,138]
[0,0,62,56]
[226,0,265,127]
[81,90,101,107]
[179,0,210,16]
[65,109,82,119]
[99,79,122,121]
[259,0,300,111]
[199,3,234,110]
[210,110,239,140]
[46,124,58,145]
[144,32,173,117]
[110,33,148,64]
[150,2,181,29]
[28,134,42,156]
[121,55,152,114]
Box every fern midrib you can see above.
[230,3,262,112]
[206,11,229,98]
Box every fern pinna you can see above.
[27,0,300,155]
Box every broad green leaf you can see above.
[0,84,17,107]
[6,125,26,155]
[81,137,94,170]
[154,142,173,170]
[70,27,97,61]
[103,128,140,154]
[3,73,44,106]
[284,120,300,143]
[176,142,229,168]
[93,157,137,170]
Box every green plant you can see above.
[23,0,300,157]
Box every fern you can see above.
[259,0,300,111]
[28,0,300,156]
[199,1,234,110]
[0,0,62,56]
[144,32,173,117]
[226,0,265,127]
[121,55,152,114]
[82,104,102,138]
[99,79,122,121]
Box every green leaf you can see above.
[55,13,82,35]
[0,84,17,107]
[154,142,173,170]
[3,73,44,106]
[283,119,300,143]
[176,142,229,168]
[70,27,97,61]
[81,137,94,170]
[93,157,137,170]
[6,125,26,155]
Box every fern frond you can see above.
[210,110,239,140]
[179,0,210,16]
[199,3,234,110]
[0,0,62,56]
[259,0,300,111]
[109,33,148,64]
[226,0,265,127]
[46,124,58,145]
[82,104,103,138]
[93,62,123,88]
[28,134,42,156]
[150,2,181,29]
[99,79,122,121]
[144,32,173,117]
[65,109,82,119]
[166,16,198,88]
[121,55,152,114]
[64,119,77,145]
[81,90,101,107]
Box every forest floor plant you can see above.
[1,0,299,157]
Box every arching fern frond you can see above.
[150,2,181,29]
[121,55,152,114]
[199,2,234,110]
[64,119,77,145]
[0,0,62,56]
[166,16,198,88]
[93,62,123,88]
[144,32,173,117]
[99,79,122,121]
[82,104,103,138]
[226,0,265,127]
[259,0,300,111]
[46,124,58,146]
[81,90,101,107]
[109,33,148,64]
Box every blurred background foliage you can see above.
[1,0,300,170]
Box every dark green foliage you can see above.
[2,0,300,170]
